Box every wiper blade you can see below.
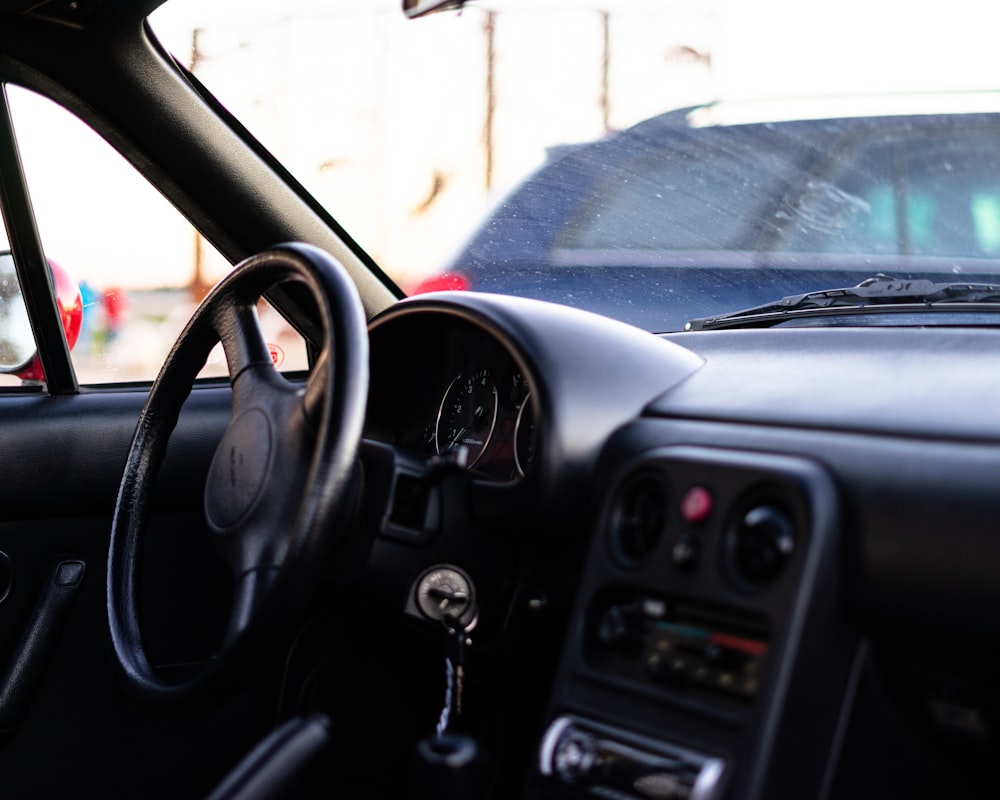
[685,275,1000,331]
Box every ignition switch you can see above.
[414,565,479,631]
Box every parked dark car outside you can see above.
[427,101,1000,330]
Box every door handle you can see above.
[0,559,85,736]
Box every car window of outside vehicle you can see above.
[781,134,1000,259]
[559,140,802,253]
[1,85,308,387]
[899,136,1000,258]
[777,143,898,256]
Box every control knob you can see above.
[732,504,795,584]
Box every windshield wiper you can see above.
[684,275,1000,331]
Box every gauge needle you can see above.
[449,427,467,449]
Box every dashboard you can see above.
[364,293,702,541]
[360,291,1000,800]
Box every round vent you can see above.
[610,474,667,566]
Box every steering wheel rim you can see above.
[107,242,369,704]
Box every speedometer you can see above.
[435,369,499,466]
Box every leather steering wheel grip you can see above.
[107,242,369,705]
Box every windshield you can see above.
[150,0,1000,333]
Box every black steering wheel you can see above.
[107,243,369,704]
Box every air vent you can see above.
[610,473,667,567]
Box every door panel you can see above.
[0,383,280,798]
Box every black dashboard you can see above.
[359,291,1000,800]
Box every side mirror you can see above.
[0,251,83,379]
[0,252,36,373]
[402,0,468,19]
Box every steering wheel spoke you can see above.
[214,300,275,384]
[108,243,369,704]
[226,563,280,644]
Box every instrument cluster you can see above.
[366,314,536,482]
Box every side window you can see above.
[4,85,308,386]
[898,136,1000,258]
[559,138,802,254]
[780,132,1000,260]
[778,143,899,256]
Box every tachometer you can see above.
[435,369,499,466]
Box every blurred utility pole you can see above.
[484,10,495,191]
[190,27,203,71]
[600,11,611,133]
[188,28,211,301]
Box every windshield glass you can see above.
[150,0,1000,333]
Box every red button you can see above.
[681,486,713,524]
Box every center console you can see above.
[530,441,860,800]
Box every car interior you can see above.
[0,1,999,799]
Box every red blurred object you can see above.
[103,287,126,330]
[406,271,471,295]
[16,259,84,382]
